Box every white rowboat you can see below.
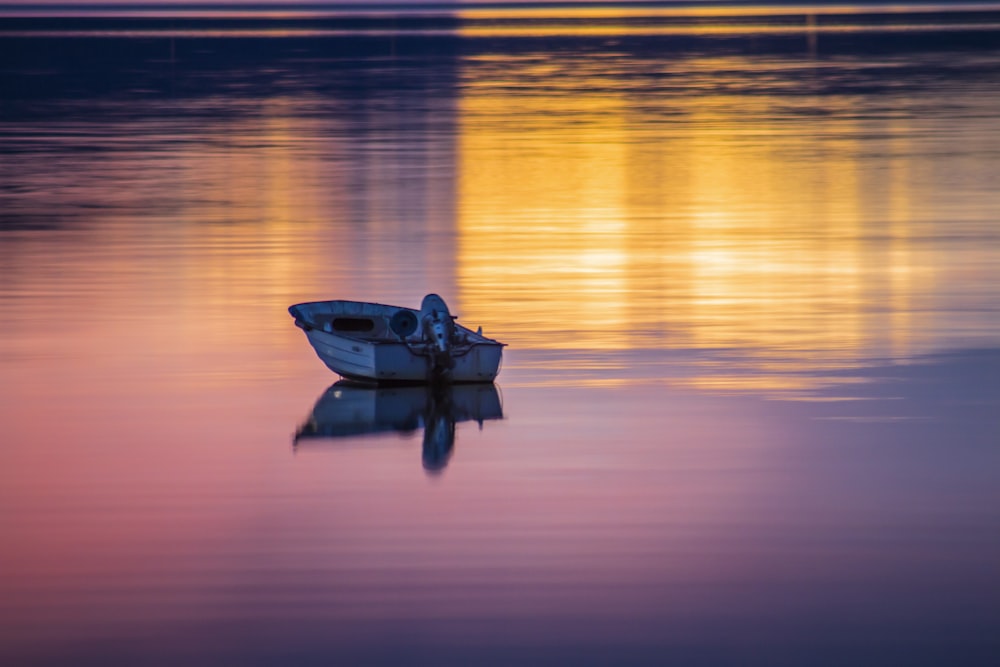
[289,294,504,384]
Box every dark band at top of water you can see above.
[4,1,1000,12]
[3,1,1000,25]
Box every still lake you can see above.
[2,5,1000,665]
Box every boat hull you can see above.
[290,297,505,384]
[303,327,503,384]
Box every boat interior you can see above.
[311,314,391,340]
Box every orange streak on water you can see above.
[455,54,950,380]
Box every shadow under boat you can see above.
[294,381,504,472]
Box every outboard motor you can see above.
[419,294,456,378]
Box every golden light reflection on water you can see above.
[455,3,1000,38]
[453,51,991,388]
[456,22,1000,39]
[458,4,998,20]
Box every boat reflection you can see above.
[294,382,503,472]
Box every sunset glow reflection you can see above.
[454,50,989,385]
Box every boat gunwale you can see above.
[289,299,506,346]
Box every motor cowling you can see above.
[419,294,456,375]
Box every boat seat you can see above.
[312,313,389,339]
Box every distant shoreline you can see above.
[4,1,1000,44]
[3,1,1000,21]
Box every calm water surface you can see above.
[2,5,1000,665]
